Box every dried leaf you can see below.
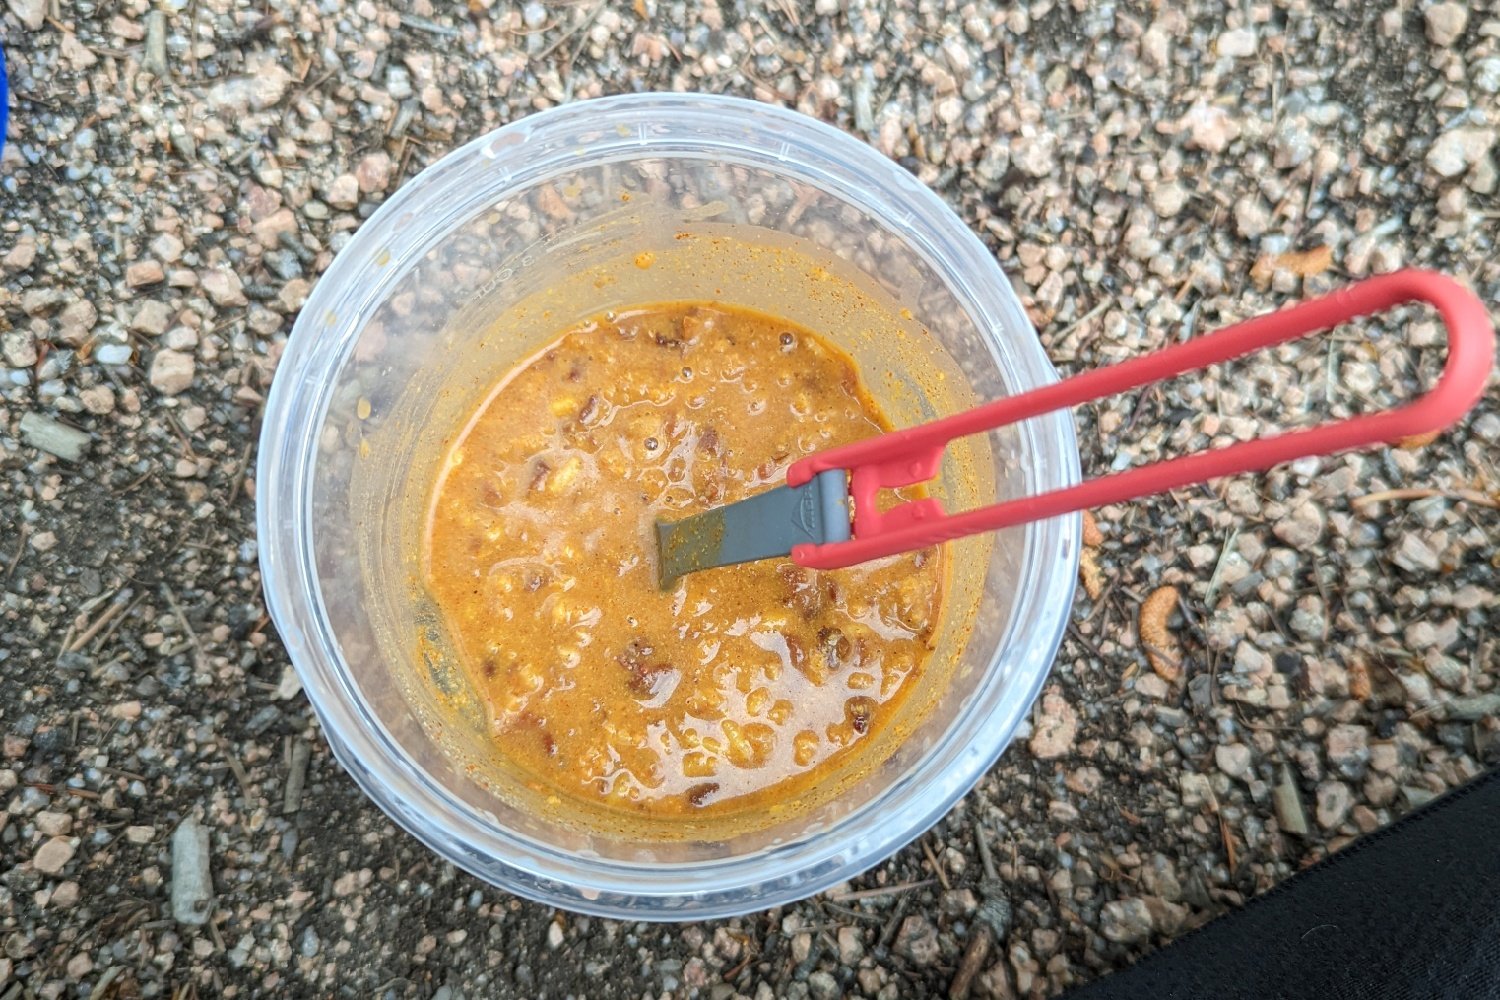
[1081,509,1104,548]
[1274,245,1334,276]
[1249,257,1275,292]
[1396,429,1442,450]
[1348,655,1373,701]
[1079,548,1104,601]
[1139,585,1182,682]
[1217,809,1239,870]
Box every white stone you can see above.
[34,811,72,836]
[208,57,291,114]
[96,343,134,366]
[1234,196,1271,238]
[33,837,76,875]
[326,173,360,209]
[3,330,37,368]
[1273,501,1325,548]
[1151,181,1187,217]
[57,300,98,345]
[1216,28,1256,58]
[201,268,247,307]
[131,300,173,336]
[1391,533,1441,573]
[1181,102,1240,153]
[1423,2,1467,46]
[1028,688,1077,759]
[1325,724,1370,777]
[1215,743,1253,780]
[1425,127,1496,179]
[171,817,213,926]
[5,0,46,31]
[20,412,90,462]
[149,349,195,395]
[1316,780,1352,829]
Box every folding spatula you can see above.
[654,270,1493,589]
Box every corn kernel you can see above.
[548,455,583,493]
[683,751,717,778]
[793,730,819,768]
[881,672,904,698]
[724,722,775,769]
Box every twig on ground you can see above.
[228,441,254,503]
[1352,487,1497,510]
[162,584,207,672]
[5,523,30,582]
[283,740,311,814]
[67,587,134,653]
[223,750,253,798]
[921,837,951,891]
[827,879,934,904]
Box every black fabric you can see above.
[1064,768,1500,1000]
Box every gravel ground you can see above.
[3,1,1498,998]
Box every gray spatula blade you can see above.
[654,469,851,588]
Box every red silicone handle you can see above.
[788,269,1495,570]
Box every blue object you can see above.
[0,44,8,149]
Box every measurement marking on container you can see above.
[462,254,537,306]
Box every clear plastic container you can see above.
[257,93,1081,919]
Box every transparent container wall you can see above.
[309,148,1044,863]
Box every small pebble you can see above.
[125,260,165,287]
[171,817,213,926]
[19,412,91,462]
[893,915,940,966]
[95,343,134,366]
[33,837,76,875]
[34,811,72,836]
[1316,781,1354,830]
[1215,743,1253,781]
[1099,898,1154,944]
[1215,28,1256,58]
[149,349,196,395]
[1028,687,1078,759]
[1423,3,1467,47]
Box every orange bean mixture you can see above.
[423,303,945,818]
